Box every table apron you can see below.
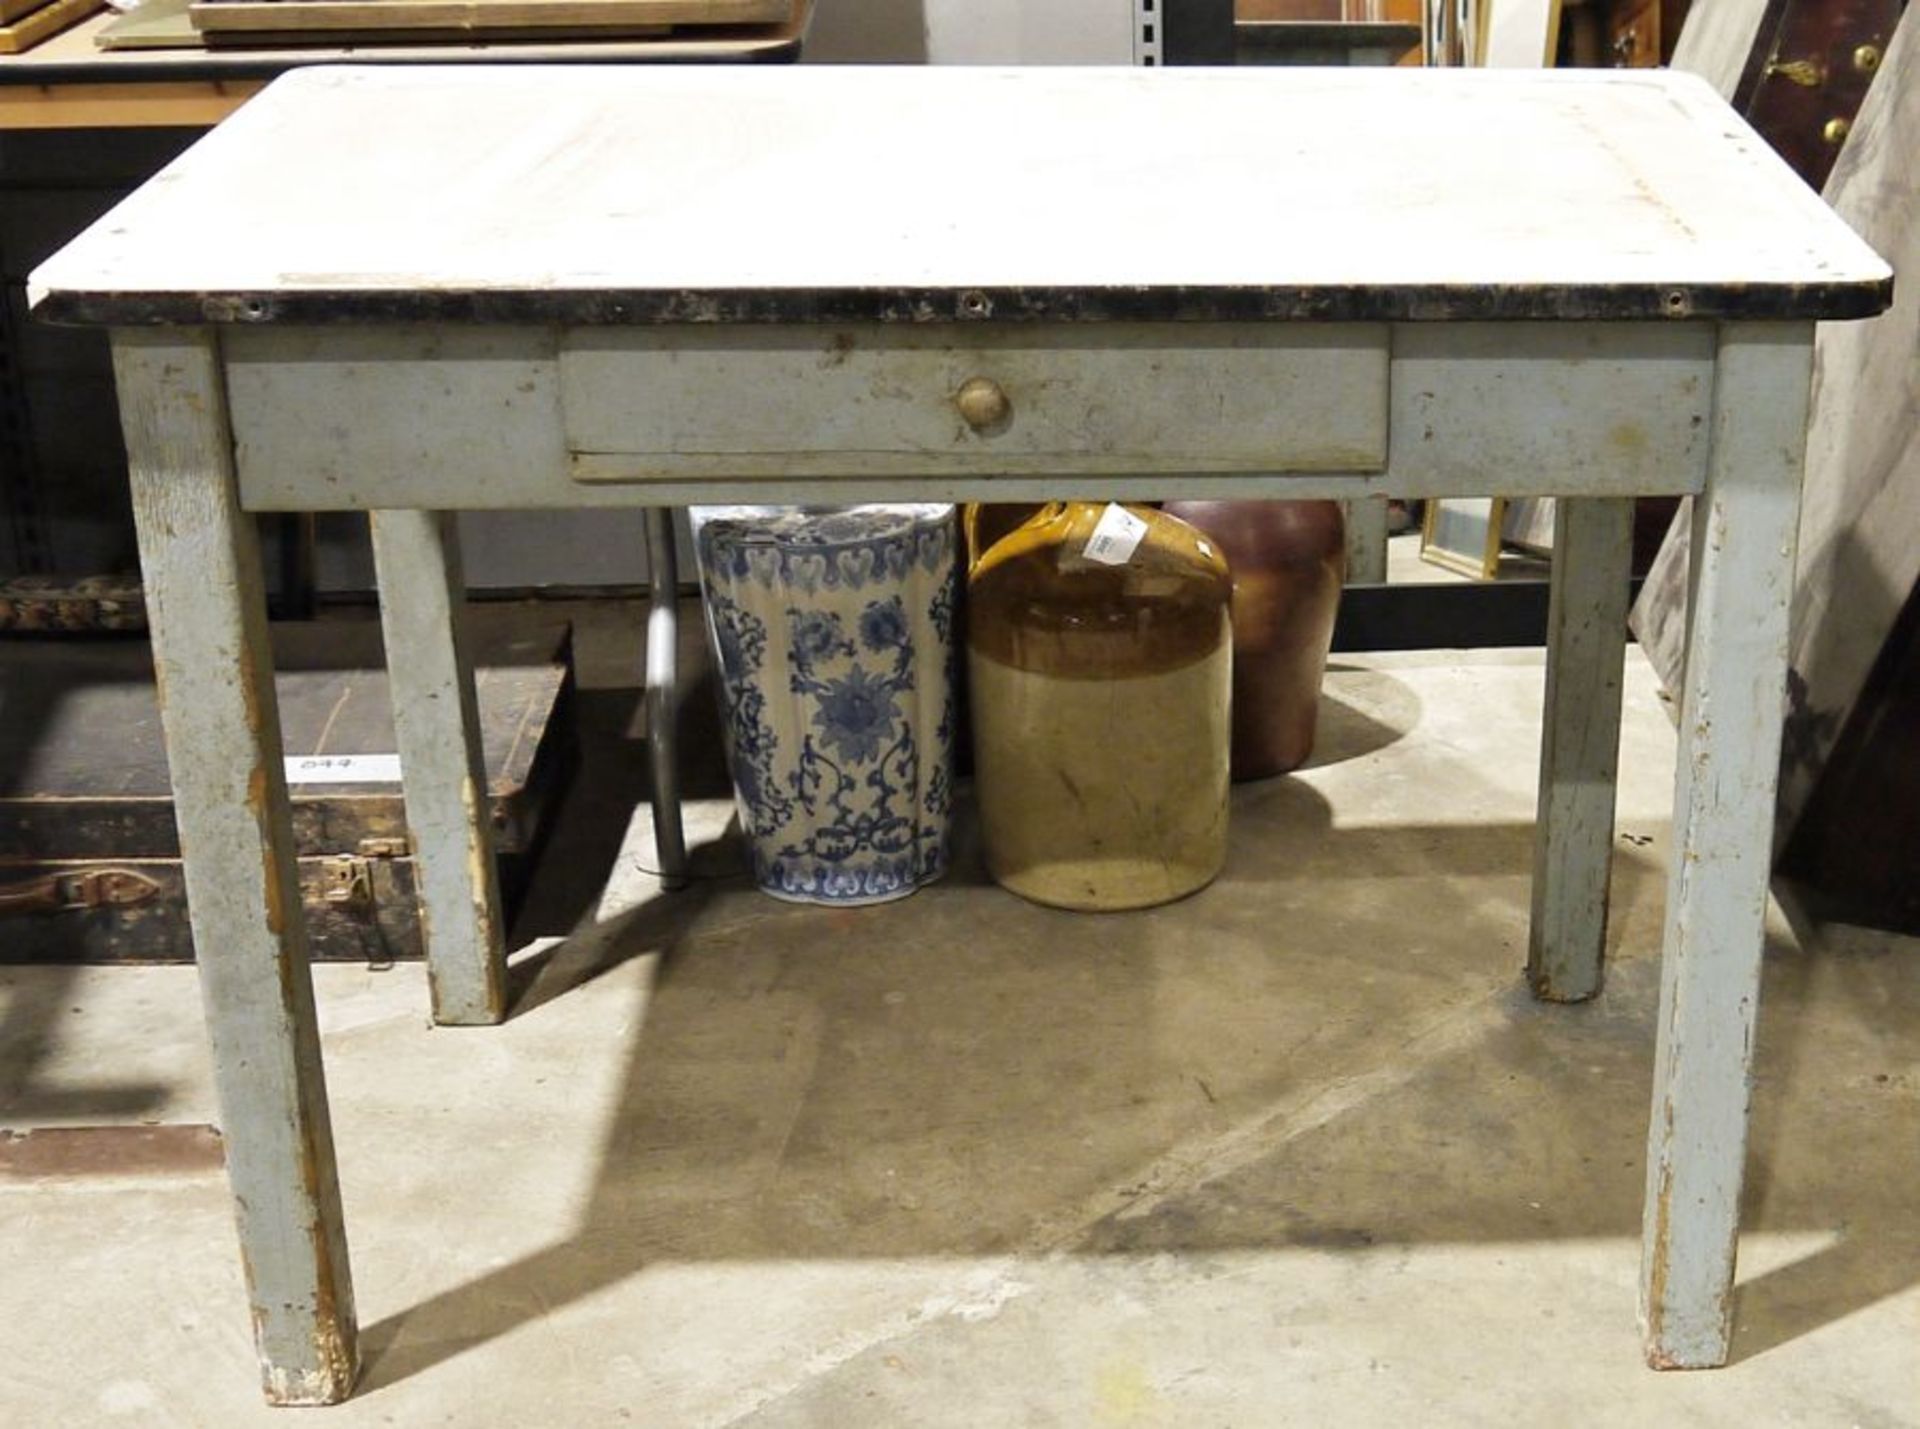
[224,320,1716,511]
[563,322,1391,476]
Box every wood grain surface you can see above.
[0,0,101,54]
[188,0,785,34]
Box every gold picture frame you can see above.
[1419,496,1509,580]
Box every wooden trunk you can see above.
[0,619,574,962]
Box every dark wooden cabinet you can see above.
[1734,0,1902,190]
[1606,0,1671,66]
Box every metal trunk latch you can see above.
[321,857,374,909]
[0,868,163,917]
[321,837,408,910]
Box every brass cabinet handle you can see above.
[1764,58,1825,87]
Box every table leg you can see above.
[114,328,358,1405]
[369,510,507,1026]
[1528,497,1631,1002]
[644,506,688,889]
[1341,496,1389,584]
[1640,323,1814,1369]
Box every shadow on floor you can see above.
[356,774,1920,1390]
[0,652,173,1121]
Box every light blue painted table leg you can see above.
[369,509,507,1026]
[1341,496,1389,584]
[1640,322,1814,1369]
[1529,497,1632,1002]
[115,328,358,1405]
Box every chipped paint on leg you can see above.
[1638,323,1812,1375]
[115,326,360,1405]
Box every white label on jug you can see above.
[1082,503,1148,566]
[284,753,403,784]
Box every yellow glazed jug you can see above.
[966,502,1232,911]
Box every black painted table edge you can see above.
[30,277,1897,327]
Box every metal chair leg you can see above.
[643,506,689,890]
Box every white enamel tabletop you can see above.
[30,64,1892,324]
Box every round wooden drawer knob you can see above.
[956,377,1012,433]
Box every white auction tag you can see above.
[1081,503,1149,566]
[284,753,404,785]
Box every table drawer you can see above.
[561,324,1388,482]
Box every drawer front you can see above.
[561,323,1388,482]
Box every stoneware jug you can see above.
[692,504,958,905]
[961,502,1046,574]
[1163,499,1345,779]
[967,501,1232,912]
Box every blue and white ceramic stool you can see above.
[691,505,958,905]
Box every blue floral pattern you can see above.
[790,609,853,667]
[925,573,958,821]
[693,505,956,905]
[858,596,910,654]
[701,591,789,834]
[808,664,901,767]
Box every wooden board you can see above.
[190,0,783,34]
[1668,0,1769,94]
[0,0,808,128]
[92,0,211,49]
[1478,0,1561,65]
[196,21,672,42]
[27,65,1892,327]
[0,78,266,126]
[1502,495,1555,552]
[0,0,101,54]
[5,0,804,62]
[113,0,670,46]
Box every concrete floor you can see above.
[2,605,1916,1426]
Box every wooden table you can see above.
[28,65,1890,1404]
[0,1,807,128]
